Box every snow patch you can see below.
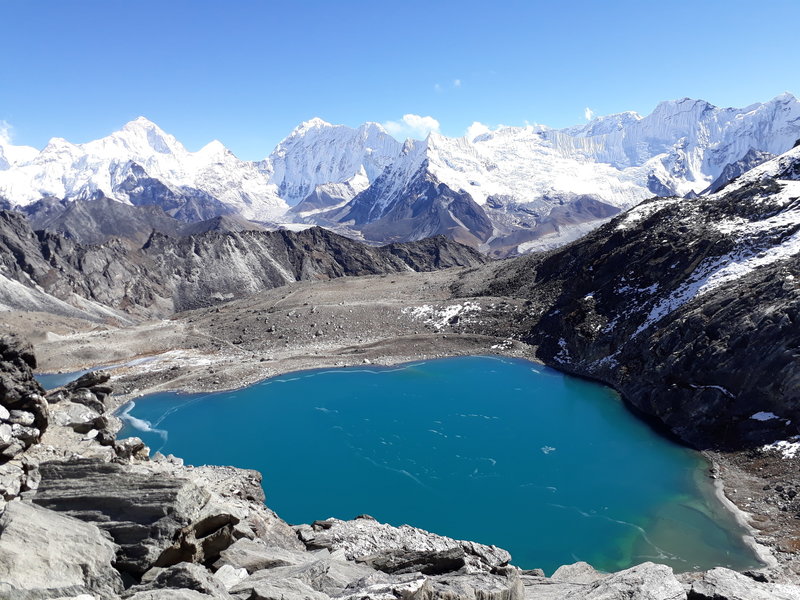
[751,411,780,421]
[762,436,800,459]
[403,302,481,330]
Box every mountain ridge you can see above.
[0,210,487,321]
[1,94,798,255]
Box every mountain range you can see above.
[1,93,799,255]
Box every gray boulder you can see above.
[426,572,524,600]
[689,567,800,600]
[242,555,375,596]
[124,562,232,599]
[298,516,510,572]
[338,571,524,600]
[0,500,123,598]
[213,565,249,590]
[49,401,102,432]
[551,561,605,584]
[214,538,312,574]
[126,590,219,600]
[229,575,330,600]
[564,562,685,600]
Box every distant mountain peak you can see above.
[1,93,799,257]
[122,115,161,129]
[359,121,390,135]
[111,117,183,155]
[197,139,230,158]
[774,91,797,102]
[292,117,333,135]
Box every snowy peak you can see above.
[97,116,187,157]
[286,117,334,138]
[196,139,231,160]
[0,119,287,221]
[0,140,38,169]
[564,111,642,137]
[1,93,798,255]
[267,117,402,205]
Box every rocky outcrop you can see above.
[124,562,233,599]
[0,336,48,509]
[687,567,800,599]
[33,459,216,577]
[0,500,124,599]
[568,562,685,600]
[0,210,486,320]
[295,515,511,572]
[0,336,47,461]
[23,196,273,247]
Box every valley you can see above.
[1,97,799,599]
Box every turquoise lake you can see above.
[116,356,760,574]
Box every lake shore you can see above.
[10,267,800,583]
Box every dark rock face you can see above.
[23,195,186,246]
[0,335,47,464]
[0,210,486,319]
[647,173,676,197]
[703,148,775,194]
[23,196,271,246]
[117,161,236,223]
[483,194,621,258]
[358,547,468,575]
[325,166,494,248]
[455,148,800,449]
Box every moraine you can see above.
[118,355,761,575]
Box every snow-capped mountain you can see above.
[263,118,401,209]
[551,93,800,194]
[0,117,288,222]
[1,94,798,255]
[295,94,800,255]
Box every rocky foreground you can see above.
[1,339,799,600]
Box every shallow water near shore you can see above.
[117,355,760,574]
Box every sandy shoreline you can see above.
[704,454,778,570]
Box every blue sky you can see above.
[1,0,798,160]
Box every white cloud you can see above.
[0,120,12,145]
[584,107,594,121]
[383,114,441,140]
[465,121,490,141]
[434,83,443,93]
[453,79,462,88]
